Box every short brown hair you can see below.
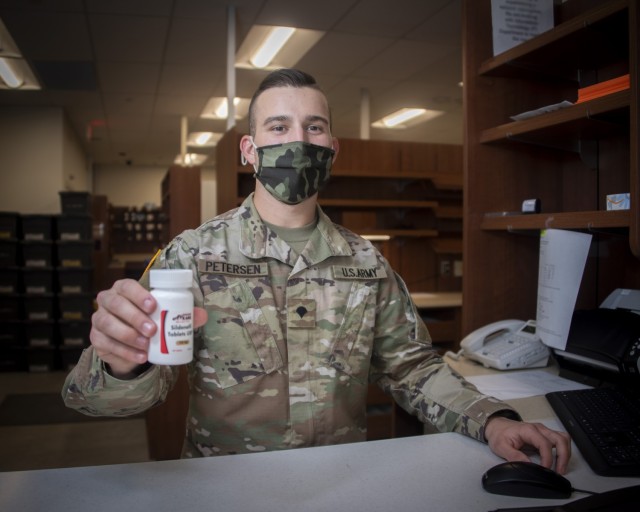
[248,68,328,136]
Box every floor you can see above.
[0,371,151,473]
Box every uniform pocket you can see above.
[326,281,376,383]
[201,280,283,390]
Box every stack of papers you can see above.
[576,74,630,103]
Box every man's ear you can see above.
[331,137,340,163]
[239,135,256,166]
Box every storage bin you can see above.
[23,294,56,321]
[24,320,57,347]
[58,319,90,347]
[59,191,92,214]
[0,239,19,266]
[21,241,54,267]
[0,295,22,320]
[0,346,27,372]
[0,267,21,294]
[28,346,57,372]
[57,293,94,321]
[0,320,24,346]
[0,212,20,239]
[59,346,83,371]
[56,214,92,241]
[22,267,55,294]
[57,267,93,294]
[56,240,92,268]
[21,214,54,241]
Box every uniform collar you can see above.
[238,193,352,266]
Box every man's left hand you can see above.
[484,416,572,474]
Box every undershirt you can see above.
[263,217,318,257]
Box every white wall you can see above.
[94,165,217,223]
[0,107,88,214]
[93,164,167,208]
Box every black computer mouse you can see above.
[482,461,573,499]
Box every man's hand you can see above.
[484,416,572,474]
[90,278,207,379]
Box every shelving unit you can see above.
[216,128,463,296]
[462,0,639,334]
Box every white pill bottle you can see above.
[148,269,194,365]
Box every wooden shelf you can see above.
[218,130,463,295]
[480,90,629,147]
[462,0,639,337]
[478,0,629,81]
[319,199,438,209]
[481,210,630,231]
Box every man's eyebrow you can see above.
[262,114,330,126]
[262,115,290,126]
[306,115,330,125]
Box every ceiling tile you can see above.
[89,13,169,62]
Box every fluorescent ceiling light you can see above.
[236,25,325,71]
[0,57,22,88]
[361,235,392,242]
[187,132,222,148]
[250,27,295,68]
[372,108,444,129]
[200,97,250,120]
[0,19,40,90]
[174,153,208,166]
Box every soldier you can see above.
[62,68,571,473]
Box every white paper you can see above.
[510,100,573,121]
[536,229,592,350]
[491,0,554,56]
[465,370,591,400]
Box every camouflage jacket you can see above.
[63,194,517,457]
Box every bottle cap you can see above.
[149,269,192,288]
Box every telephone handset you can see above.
[450,319,550,370]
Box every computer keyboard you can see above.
[546,387,640,477]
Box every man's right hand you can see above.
[90,279,159,378]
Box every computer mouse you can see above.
[482,461,573,499]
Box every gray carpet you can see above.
[0,393,141,426]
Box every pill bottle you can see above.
[148,269,194,365]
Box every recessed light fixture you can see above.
[250,27,296,68]
[174,153,208,166]
[0,57,23,88]
[187,132,222,148]
[200,97,250,120]
[372,108,444,129]
[236,25,325,71]
[0,19,40,90]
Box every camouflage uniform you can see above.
[63,194,518,457]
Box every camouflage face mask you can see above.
[252,140,335,205]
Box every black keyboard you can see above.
[546,387,640,477]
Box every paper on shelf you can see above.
[536,229,592,351]
[510,100,573,121]
[491,0,554,56]
[465,369,591,400]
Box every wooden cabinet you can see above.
[145,165,201,461]
[216,129,463,294]
[462,0,639,334]
[160,165,201,242]
[108,205,164,255]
